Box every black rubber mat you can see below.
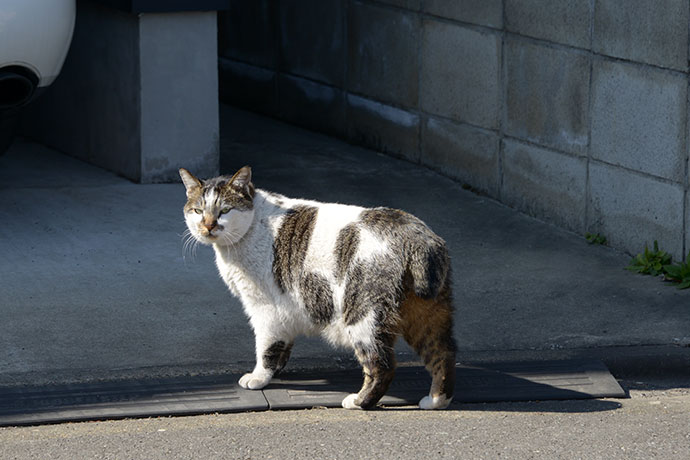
[264,367,429,409]
[0,375,268,427]
[0,359,625,426]
[263,359,626,409]
[453,359,626,403]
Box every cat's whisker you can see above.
[191,236,200,259]
[181,230,200,262]
[219,228,239,245]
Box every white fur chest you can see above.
[213,242,320,339]
[212,241,275,308]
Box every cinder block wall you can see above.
[218,0,690,261]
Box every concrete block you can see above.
[422,117,499,197]
[347,94,419,162]
[278,75,346,137]
[23,4,220,183]
[502,139,587,232]
[505,0,591,48]
[589,162,685,260]
[218,0,277,68]
[218,59,277,116]
[280,0,345,86]
[139,12,219,183]
[420,20,500,129]
[505,39,590,155]
[424,0,503,28]
[348,2,419,108]
[593,0,688,71]
[590,59,686,183]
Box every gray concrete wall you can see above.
[218,0,690,261]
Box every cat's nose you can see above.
[203,221,217,231]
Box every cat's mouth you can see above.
[195,226,220,241]
[201,230,219,239]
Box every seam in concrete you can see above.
[359,0,418,15]
[681,7,690,262]
[274,0,282,119]
[572,41,686,79]
[343,0,350,138]
[500,136,689,189]
[415,0,424,164]
[218,57,276,82]
[589,0,595,51]
[345,83,420,110]
[681,77,690,262]
[502,136,587,162]
[589,51,690,80]
[505,29,690,79]
[504,30,592,57]
[497,0,506,201]
[424,113,499,138]
[588,158,687,187]
[584,0,596,233]
[421,8,504,33]
[134,16,144,183]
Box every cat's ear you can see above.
[229,166,254,196]
[179,168,202,196]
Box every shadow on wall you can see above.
[217,0,690,263]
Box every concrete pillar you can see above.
[22,0,223,183]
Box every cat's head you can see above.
[179,166,255,246]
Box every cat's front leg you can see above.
[239,333,293,390]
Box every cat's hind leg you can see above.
[342,333,396,410]
[401,290,456,410]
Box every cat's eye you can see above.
[220,207,232,215]
[193,208,203,215]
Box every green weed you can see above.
[626,240,672,276]
[585,232,607,245]
[664,255,690,290]
[627,242,690,290]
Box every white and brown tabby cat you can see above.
[180,166,456,409]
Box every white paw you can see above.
[419,394,452,410]
[238,372,271,390]
[341,393,362,410]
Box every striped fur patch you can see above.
[360,207,449,299]
[334,223,360,282]
[272,206,318,292]
[342,263,401,326]
[299,272,335,325]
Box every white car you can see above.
[0,0,76,154]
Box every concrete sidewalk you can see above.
[0,105,688,387]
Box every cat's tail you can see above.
[406,230,450,300]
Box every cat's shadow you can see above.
[264,365,625,414]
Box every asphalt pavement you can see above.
[1,381,689,459]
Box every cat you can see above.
[179,166,456,410]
